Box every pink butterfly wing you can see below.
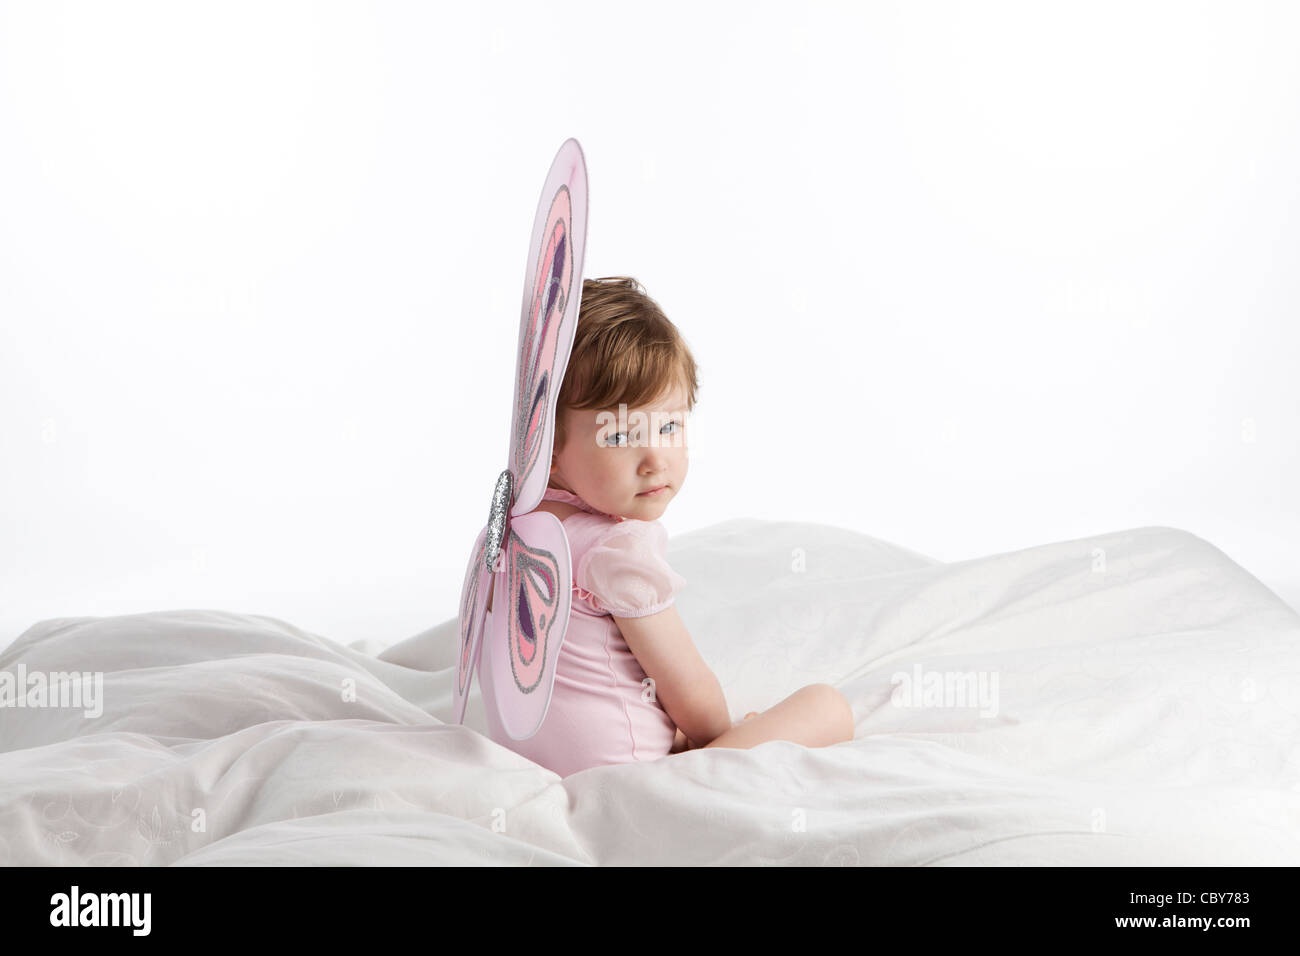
[509,137,588,517]
[483,510,572,740]
[456,138,588,738]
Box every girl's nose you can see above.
[639,446,669,471]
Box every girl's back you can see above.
[478,486,685,776]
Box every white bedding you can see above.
[2,520,1298,865]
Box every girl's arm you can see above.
[615,605,734,748]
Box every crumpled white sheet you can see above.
[2,519,1298,865]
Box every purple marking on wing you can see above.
[545,232,566,319]
[516,576,536,661]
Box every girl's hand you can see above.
[672,714,757,753]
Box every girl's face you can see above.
[549,384,690,520]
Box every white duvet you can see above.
[2,521,1298,866]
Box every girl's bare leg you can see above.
[701,683,854,751]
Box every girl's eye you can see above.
[603,421,682,446]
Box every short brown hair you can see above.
[553,276,699,453]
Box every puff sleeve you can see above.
[574,520,687,618]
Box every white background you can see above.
[2,1,1297,650]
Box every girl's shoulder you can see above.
[532,501,625,557]
[531,494,664,559]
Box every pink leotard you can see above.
[479,487,686,777]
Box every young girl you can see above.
[481,277,854,776]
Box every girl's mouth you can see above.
[637,485,668,497]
